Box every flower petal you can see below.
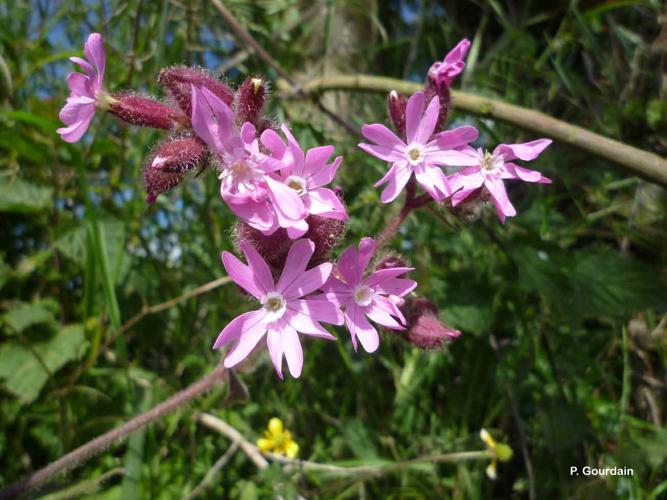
[289,297,343,325]
[266,327,284,379]
[345,304,379,353]
[405,92,425,144]
[276,239,315,293]
[433,125,479,149]
[306,188,348,220]
[83,33,105,85]
[414,95,440,144]
[282,262,332,300]
[484,177,516,223]
[286,309,337,339]
[239,242,274,293]
[282,325,304,378]
[213,309,264,349]
[378,163,412,203]
[366,303,404,330]
[221,250,265,298]
[494,139,552,162]
[265,176,307,223]
[221,313,269,367]
[361,123,405,150]
[414,163,449,200]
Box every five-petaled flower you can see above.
[58,33,112,143]
[215,239,343,379]
[480,428,514,480]
[322,237,417,353]
[449,140,552,223]
[359,91,479,203]
[262,124,348,239]
[257,418,299,458]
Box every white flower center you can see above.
[352,285,374,307]
[285,175,307,196]
[406,143,424,166]
[480,150,504,175]
[261,291,287,322]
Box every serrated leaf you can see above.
[2,298,58,334]
[0,177,53,213]
[0,324,86,404]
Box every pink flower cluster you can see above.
[216,237,415,378]
[360,38,552,223]
[59,34,552,380]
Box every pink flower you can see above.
[57,33,109,143]
[449,140,552,223]
[428,38,471,89]
[322,237,417,353]
[261,125,348,239]
[191,85,288,234]
[214,239,343,379]
[359,91,479,203]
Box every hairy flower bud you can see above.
[149,137,207,173]
[305,215,347,265]
[144,138,206,203]
[236,77,267,127]
[109,93,188,129]
[233,215,346,272]
[375,254,408,271]
[233,222,293,272]
[387,90,408,138]
[158,66,235,116]
[424,79,452,132]
[404,297,460,349]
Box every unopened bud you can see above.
[158,66,234,116]
[149,137,207,173]
[109,93,188,129]
[387,90,408,138]
[144,138,206,203]
[236,77,267,127]
[375,254,408,271]
[144,168,185,205]
[404,298,460,349]
[233,222,293,272]
[305,215,347,266]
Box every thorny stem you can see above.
[0,363,227,500]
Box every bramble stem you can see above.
[199,412,492,477]
[276,74,667,188]
[0,363,227,500]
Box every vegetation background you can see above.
[1,0,666,498]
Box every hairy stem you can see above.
[276,74,667,187]
[0,363,227,500]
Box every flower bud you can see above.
[143,167,185,205]
[305,215,347,266]
[375,254,408,271]
[149,137,207,173]
[387,90,408,138]
[109,93,188,129]
[144,138,206,203]
[158,66,235,116]
[404,297,460,349]
[233,222,293,272]
[236,77,267,127]
[424,79,452,132]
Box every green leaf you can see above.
[0,177,53,213]
[2,298,58,334]
[0,324,86,404]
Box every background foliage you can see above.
[1,0,666,498]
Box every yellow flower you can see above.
[257,418,299,458]
[480,428,513,480]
